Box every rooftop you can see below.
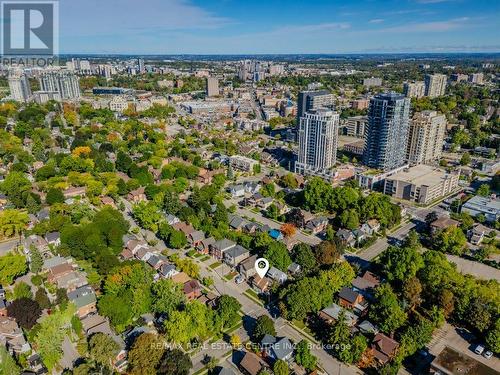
[388,164,458,186]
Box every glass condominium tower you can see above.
[363,92,411,171]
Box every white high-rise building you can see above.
[39,71,80,100]
[295,108,339,177]
[403,81,425,98]
[8,69,31,102]
[424,74,447,98]
[407,110,447,165]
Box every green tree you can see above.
[0,252,27,284]
[45,188,65,205]
[273,359,289,375]
[88,333,120,368]
[377,245,424,283]
[157,349,192,375]
[215,295,242,329]
[35,288,51,309]
[0,209,29,238]
[460,152,471,165]
[264,242,292,271]
[295,340,317,371]
[434,226,467,255]
[30,246,43,273]
[254,315,276,341]
[13,281,32,299]
[128,333,165,374]
[486,319,500,354]
[151,279,185,316]
[314,240,341,266]
[0,171,31,207]
[292,243,317,273]
[477,183,490,197]
[369,284,407,333]
[339,209,359,230]
[0,346,20,375]
[339,334,367,364]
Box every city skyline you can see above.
[59,0,500,54]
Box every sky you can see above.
[58,0,500,54]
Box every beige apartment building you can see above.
[424,74,447,98]
[383,165,460,204]
[403,81,425,98]
[406,111,447,165]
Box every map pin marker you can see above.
[255,258,269,279]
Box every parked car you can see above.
[235,275,244,284]
[483,350,493,359]
[474,344,485,355]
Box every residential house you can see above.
[0,316,30,353]
[358,320,379,335]
[286,208,315,228]
[171,272,191,284]
[245,193,264,207]
[430,216,459,235]
[158,263,179,279]
[287,263,301,275]
[239,255,257,279]
[63,186,87,199]
[338,286,368,315]
[183,279,202,301]
[24,234,49,255]
[196,237,215,254]
[267,267,288,284]
[306,217,329,234]
[47,263,74,283]
[127,187,147,203]
[147,254,166,270]
[210,239,236,259]
[197,292,218,308]
[260,335,294,363]
[336,229,356,247]
[229,215,248,231]
[227,184,245,198]
[252,276,271,293]
[165,214,180,226]
[55,271,88,292]
[257,197,274,209]
[172,222,195,237]
[467,223,491,245]
[239,351,268,375]
[224,245,250,267]
[319,303,358,326]
[188,230,205,247]
[45,231,60,247]
[100,196,116,208]
[243,222,260,234]
[352,229,368,244]
[125,239,149,255]
[243,181,261,194]
[352,271,381,301]
[68,285,97,318]
[135,247,152,262]
[361,219,381,235]
[371,333,399,366]
[275,201,290,215]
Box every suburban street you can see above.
[121,198,356,374]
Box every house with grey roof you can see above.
[267,266,288,284]
[159,263,178,279]
[210,238,236,259]
[319,303,358,326]
[223,245,250,267]
[239,255,258,279]
[260,335,294,363]
[196,237,215,254]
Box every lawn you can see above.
[244,289,265,306]
[209,261,222,269]
[223,271,238,281]
[200,255,211,261]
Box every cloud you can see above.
[377,17,471,33]
[369,19,385,24]
[59,0,230,37]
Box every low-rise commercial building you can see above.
[383,165,460,204]
[462,195,500,223]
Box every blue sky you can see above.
[59,0,500,54]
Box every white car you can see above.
[235,275,244,284]
[483,350,493,359]
[474,344,485,355]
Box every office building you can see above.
[363,92,411,171]
[363,77,382,88]
[424,74,447,98]
[383,165,460,204]
[39,71,80,100]
[406,111,447,165]
[403,81,425,98]
[297,90,334,121]
[295,109,339,177]
[8,69,31,102]
[206,77,219,97]
[344,116,367,138]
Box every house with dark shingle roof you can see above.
[223,245,250,267]
[210,238,236,259]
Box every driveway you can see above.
[60,335,79,370]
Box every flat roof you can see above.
[388,165,456,186]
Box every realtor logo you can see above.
[1,0,58,56]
